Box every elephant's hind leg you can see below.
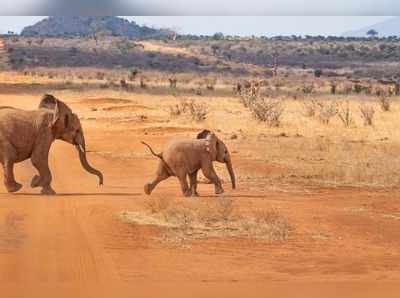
[0,143,22,193]
[177,173,191,197]
[144,162,170,195]
[189,170,199,197]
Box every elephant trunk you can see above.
[75,134,103,186]
[225,154,236,189]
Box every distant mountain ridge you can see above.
[343,17,400,37]
[21,16,164,38]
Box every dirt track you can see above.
[1,93,400,296]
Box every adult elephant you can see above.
[0,94,103,195]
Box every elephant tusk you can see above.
[79,144,85,153]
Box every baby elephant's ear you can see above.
[205,133,218,160]
[197,129,211,139]
[39,94,60,127]
[39,94,58,110]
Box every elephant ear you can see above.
[205,133,218,160]
[197,129,211,139]
[39,94,60,127]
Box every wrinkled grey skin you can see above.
[142,130,236,197]
[0,94,103,195]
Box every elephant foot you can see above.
[144,184,152,195]
[41,187,56,196]
[215,186,224,195]
[30,175,41,188]
[183,189,192,197]
[6,182,23,193]
[191,192,199,197]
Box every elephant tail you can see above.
[141,141,175,176]
[141,141,162,159]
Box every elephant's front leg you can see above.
[31,146,56,195]
[201,163,224,195]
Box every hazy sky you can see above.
[2,0,399,15]
[0,16,393,36]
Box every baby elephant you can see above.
[142,129,236,197]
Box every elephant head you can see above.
[39,94,103,185]
[197,129,236,189]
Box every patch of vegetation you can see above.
[119,197,292,247]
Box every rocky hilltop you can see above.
[21,16,163,38]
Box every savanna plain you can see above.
[0,36,400,296]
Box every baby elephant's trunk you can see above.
[225,154,236,189]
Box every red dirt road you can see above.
[0,95,400,296]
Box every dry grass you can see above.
[317,101,338,125]
[1,69,400,189]
[302,98,319,118]
[359,104,375,126]
[169,97,208,121]
[120,197,292,247]
[337,100,355,128]
[240,93,284,127]
[378,95,391,112]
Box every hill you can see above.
[21,16,164,38]
[343,17,400,37]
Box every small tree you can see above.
[366,29,378,38]
[114,38,134,55]
[213,32,224,40]
[314,69,322,78]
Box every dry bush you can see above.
[359,104,375,126]
[206,84,215,91]
[140,77,147,89]
[168,104,183,117]
[337,100,355,128]
[250,97,284,127]
[128,69,139,81]
[95,72,105,80]
[378,95,391,112]
[342,83,353,95]
[169,98,208,121]
[239,92,284,127]
[239,93,257,108]
[168,97,189,117]
[120,199,292,247]
[302,98,320,118]
[317,101,338,125]
[240,209,291,241]
[120,79,129,90]
[169,77,177,89]
[215,198,234,222]
[301,83,315,94]
[187,100,208,121]
[330,81,337,94]
[144,197,172,214]
[163,204,196,231]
